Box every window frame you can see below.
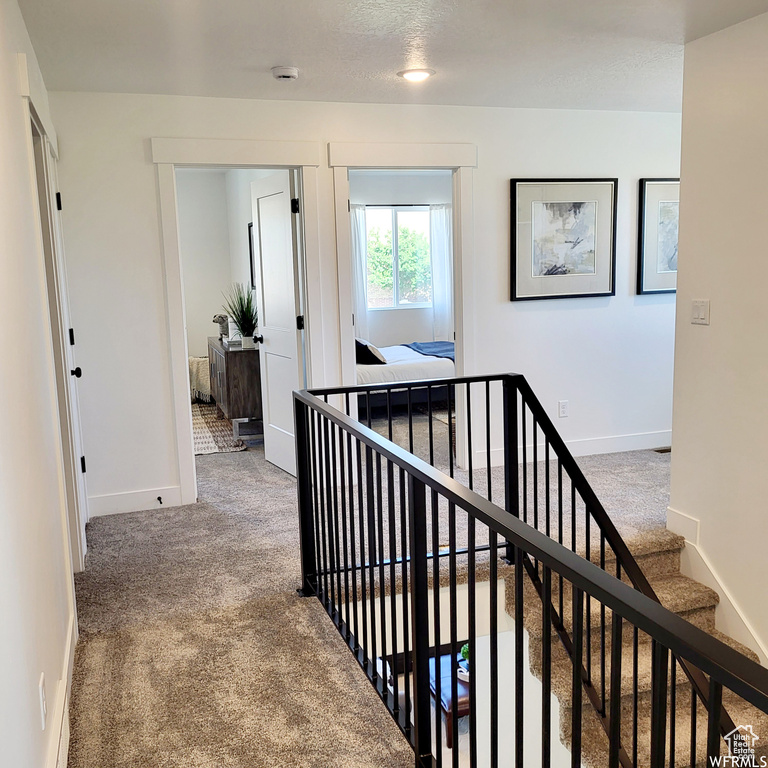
[365,204,432,311]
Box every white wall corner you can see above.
[669,506,768,666]
[88,486,183,516]
[17,53,30,97]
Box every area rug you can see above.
[191,403,246,455]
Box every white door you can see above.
[251,172,302,475]
[31,119,89,570]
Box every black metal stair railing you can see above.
[294,373,768,767]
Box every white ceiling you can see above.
[18,0,768,112]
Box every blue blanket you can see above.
[402,341,455,361]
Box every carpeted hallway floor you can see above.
[68,442,671,768]
[68,448,415,768]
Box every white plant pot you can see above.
[241,335,255,349]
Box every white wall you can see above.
[0,0,76,765]
[349,170,452,348]
[225,168,281,294]
[176,169,232,358]
[49,91,680,512]
[669,12,768,653]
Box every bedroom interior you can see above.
[176,167,287,457]
[350,169,457,416]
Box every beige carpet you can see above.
[68,449,414,768]
[191,403,246,455]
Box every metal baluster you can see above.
[486,380,493,503]
[609,611,622,768]
[431,485,443,763]
[650,641,669,768]
[522,403,528,525]
[670,654,677,768]
[400,467,412,733]
[542,565,552,768]
[503,377,519,562]
[449,499,459,768]
[690,688,697,768]
[323,417,337,616]
[387,459,399,716]
[706,678,722,765]
[467,383,474,491]
[571,585,584,768]
[427,385,435,468]
[515,544,524,768]
[558,460,564,626]
[468,448,478,764]
[365,445,378,679]
[545,438,550,540]
[338,425,351,638]
[585,506,592,688]
[407,475,432,767]
[489,513,499,768]
[448,384,455,479]
[376,452,388,696]
[533,420,538,540]
[331,423,343,626]
[600,533,607,715]
[348,432,360,650]
[633,627,639,767]
[318,415,330,608]
[408,387,414,455]
[357,439,369,660]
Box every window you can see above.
[365,206,431,309]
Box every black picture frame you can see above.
[637,178,679,295]
[248,222,256,290]
[510,178,618,301]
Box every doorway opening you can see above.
[172,164,308,497]
[348,170,455,404]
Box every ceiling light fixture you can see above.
[398,69,435,83]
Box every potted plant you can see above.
[222,283,258,348]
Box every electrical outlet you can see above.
[558,400,569,418]
[39,673,47,731]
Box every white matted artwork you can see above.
[512,179,617,300]
[637,178,679,294]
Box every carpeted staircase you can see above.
[507,527,768,767]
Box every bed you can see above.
[356,341,455,417]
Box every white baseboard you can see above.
[668,505,768,666]
[47,611,77,768]
[567,430,671,457]
[88,485,183,517]
[473,430,673,468]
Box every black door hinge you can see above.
[296,315,305,330]
[347,199,350,212]
[291,198,300,214]
[80,456,86,473]
[69,328,75,346]
[56,192,62,211]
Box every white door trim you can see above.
[328,142,477,387]
[154,139,322,504]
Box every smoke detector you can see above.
[272,66,299,81]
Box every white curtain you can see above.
[430,204,453,341]
[350,204,369,340]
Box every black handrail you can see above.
[511,375,738,739]
[295,386,768,713]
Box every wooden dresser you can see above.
[207,337,263,421]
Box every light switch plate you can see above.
[691,299,710,326]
